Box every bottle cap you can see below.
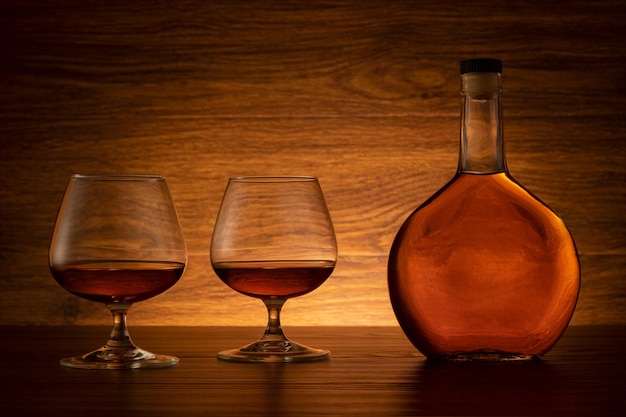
[460,58,502,74]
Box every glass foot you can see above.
[218,339,330,363]
[60,346,179,369]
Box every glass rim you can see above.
[229,175,318,183]
[71,174,165,182]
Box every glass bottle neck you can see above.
[458,72,507,174]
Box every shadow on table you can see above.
[396,358,595,416]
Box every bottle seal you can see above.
[461,58,502,74]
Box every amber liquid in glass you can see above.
[389,172,580,359]
[51,260,185,304]
[213,260,334,299]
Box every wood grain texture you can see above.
[1,0,625,326]
[0,326,624,416]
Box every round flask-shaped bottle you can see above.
[388,59,580,360]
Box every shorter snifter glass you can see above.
[49,174,187,369]
[211,176,337,362]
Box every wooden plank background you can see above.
[1,0,624,327]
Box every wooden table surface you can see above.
[1,326,624,416]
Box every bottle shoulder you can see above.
[395,172,572,248]
[411,172,558,219]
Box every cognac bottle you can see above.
[388,59,580,360]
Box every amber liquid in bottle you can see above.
[388,59,580,360]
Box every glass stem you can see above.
[262,299,287,341]
[106,303,135,349]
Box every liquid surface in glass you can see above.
[51,260,185,304]
[213,260,334,299]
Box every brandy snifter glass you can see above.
[49,174,187,369]
[211,176,337,362]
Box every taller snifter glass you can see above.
[49,174,187,369]
[388,59,580,360]
[211,176,337,362]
